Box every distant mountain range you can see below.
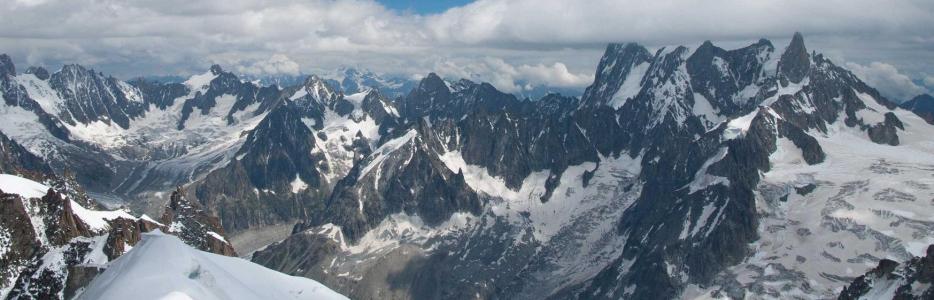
[1,32,933,299]
[137,67,585,101]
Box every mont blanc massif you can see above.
[1,32,933,300]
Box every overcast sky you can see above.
[1,0,931,100]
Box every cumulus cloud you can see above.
[236,54,301,76]
[846,62,930,102]
[429,57,593,93]
[0,0,931,91]
[426,0,933,47]
[517,63,593,88]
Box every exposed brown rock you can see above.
[161,187,237,256]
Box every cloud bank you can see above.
[846,62,929,102]
[0,0,931,96]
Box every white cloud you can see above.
[846,61,929,102]
[924,75,934,89]
[429,57,592,93]
[517,63,592,88]
[426,0,932,46]
[0,0,930,89]
[236,54,301,76]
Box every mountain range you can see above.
[1,32,933,299]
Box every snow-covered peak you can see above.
[78,230,347,300]
[579,42,653,108]
[334,67,411,95]
[13,73,65,116]
[599,43,652,77]
[184,69,219,95]
[294,75,339,105]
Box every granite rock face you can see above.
[778,32,810,84]
[161,188,237,256]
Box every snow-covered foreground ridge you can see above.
[78,230,347,300]
[0,173,334,299]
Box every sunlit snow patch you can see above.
[78,230,347,300]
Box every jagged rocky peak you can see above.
[0,53,14,76]
[48,62,146,129]
[397,72,452,119]
[685,37,776,116]
[296,74,340,105]
[580,35,800,116]
[209,63,224,75]
[24,66,50,80]
[416,72,451,96]
[359,88,399,123]
[603,42,654,73]
[581,42,653,108]
[779,32,810,83]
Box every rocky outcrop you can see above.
[1,184,103,299]
[900,93,934,124]
[162,188,237,256]
[867,112,904,146]
[778,32,810,84]
[839,245,934,299]
[0,55,14,76]
[0,174,236,299]
[0,192,39,294]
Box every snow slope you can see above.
[0,173,50,199]
[78,230,347,300]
